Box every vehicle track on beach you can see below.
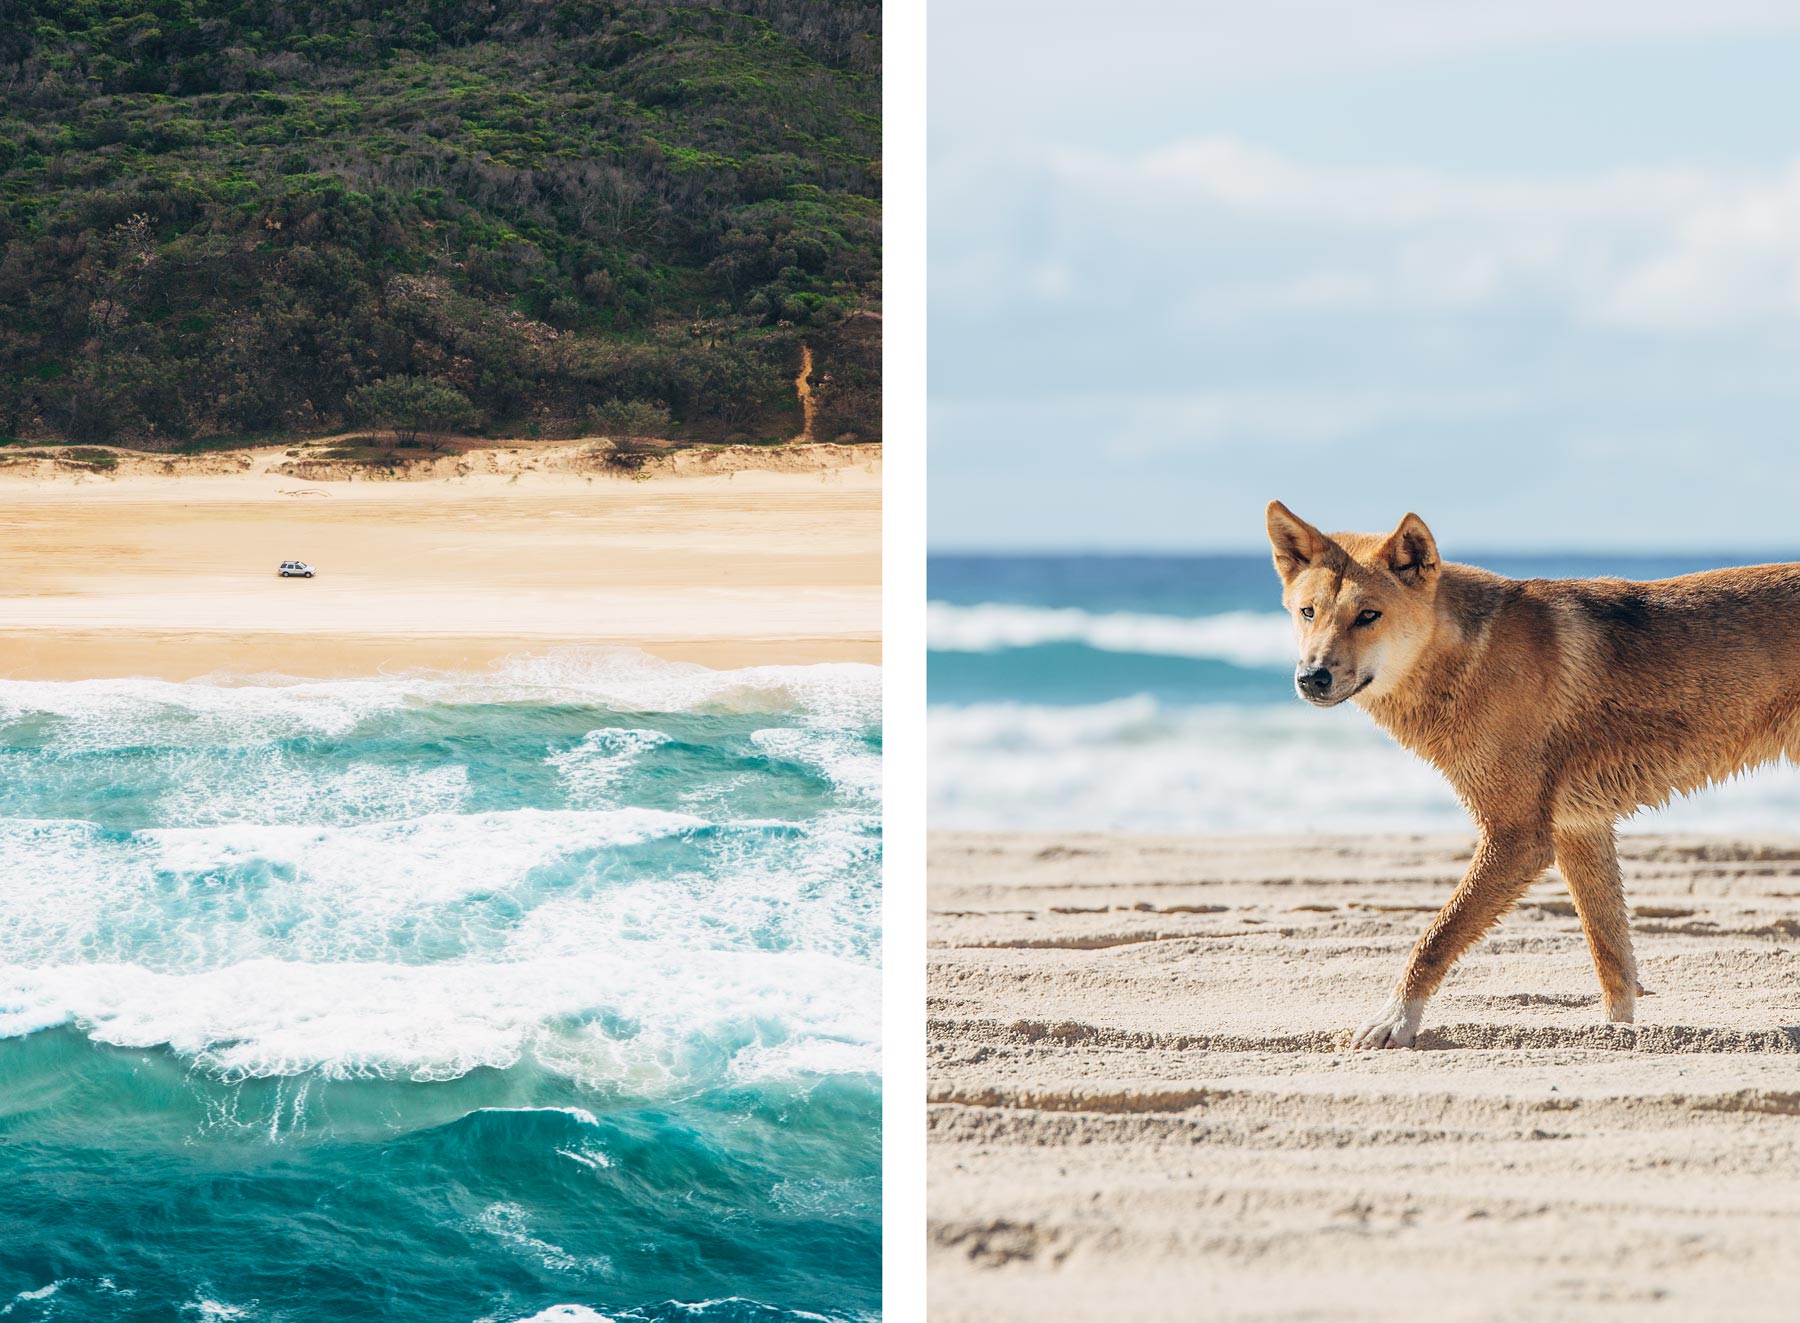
[927,832,1800,1321]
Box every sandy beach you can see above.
[0,442,879,678]
[929,831,1800,1321]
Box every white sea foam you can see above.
[181,1298,253,1322]
[0,946,879,1085]
[1,1283,62,1315]
[0,807,720,971]
[931,698,1456,833]
[0,819,128,961]
[0,649,879,748]
[143,806,699,891]
[731,1037,883,1083]
[0,658,880,1092]
[156,755,470,826]
[0,806,880,1087]
[927,601,1295,668]
[558,1148,614,1173]
[473,1203,611,1277]
[931,697,1800,834]
[547,810,878,963]
[548,728,674,807]
[655,1301,848,1322]
[751,728,880,804]
[473,1105,600,1127]
[510,1308,616,1323]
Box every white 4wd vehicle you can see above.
[277,560,316,578]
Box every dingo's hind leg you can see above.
[1553,822,1637,1023]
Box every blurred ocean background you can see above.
[0,652,879,1323]
[930,6,1800,841]
[930,552,1800,835]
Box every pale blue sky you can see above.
[929,3,1800,549]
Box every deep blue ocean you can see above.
[930,551,1800,833]
[0,652,880,1323]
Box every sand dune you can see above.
[0,444,879,678]
[929,832,1800,1321]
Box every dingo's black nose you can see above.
[1298,667,1333,696]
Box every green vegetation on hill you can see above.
[0,0,881,447]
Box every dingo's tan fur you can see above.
[1267,500,1800,1048]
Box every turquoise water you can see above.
[930,551,1800,833]
[0,652,881,1323]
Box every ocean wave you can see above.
[0,659,880,1096]
[0,660,879,1323]
[1,1283,66,1315]
[156,754,473,827]
[0,947,879,1087]
[0,808,877,976]
[931,697,1800,834]
[181,1297,252,1322]
[610,1299,866,1323]
[143,805,700,885]
[29,807,708,969]
[498,1304,863,1323]
[749,729,881,804]
[931,698,1456,833]
[149,806,700,887]
[510,1304,616,1322]
[927,601,1294,668]
[0,806,879,1089]
[548,729,676,807]
[470,1105,602,1127]
[472,1201,613,1277]
[0,648,880,749]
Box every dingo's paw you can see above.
[1350,999,1422,1050]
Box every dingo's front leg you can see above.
[1351,995,1424,1049]
[1351,825,1553,1050]
[1552,822,1637,1023]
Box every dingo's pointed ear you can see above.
[1266,500,1325,582]
[1381,512,1439,586]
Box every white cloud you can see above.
[931,387,1521,461]
[1098,387,1523,457]
[935,133,1800,331]
[929,2,1800,549]
[1092,137,1708,224]
[1601,171,1800,327]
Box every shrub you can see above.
[585,397,674,438]
[346,375,475,449]
[598,435,671,473]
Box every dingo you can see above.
[1266,500,1789,1048]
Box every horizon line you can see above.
[928,546,1800,559]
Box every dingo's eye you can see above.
[1355,609,1382,627]
[1300,606,1314,620]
